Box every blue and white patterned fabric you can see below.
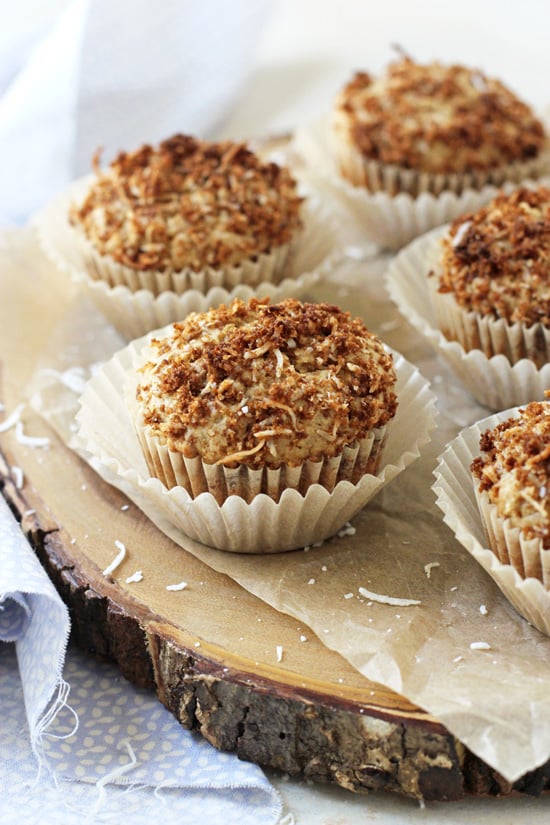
[0,494,282,824]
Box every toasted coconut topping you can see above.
[334,58,545,174]
[70,134,303,273]
[436,187,550,325]
[472,400,550,546]
[135,297,398,469]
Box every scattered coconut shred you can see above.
[125,570,143,584]
[0,402,50,447]
[102,540,127,576]
[358,587,421,607]
[470,641,492,651]
[10,465,24,490]
[424,562,440,579]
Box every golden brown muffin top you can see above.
[135,297,398,469]
[334,57,545,174]
[70,134,303,273]
[472,401,550,547]
[435,186,550,325]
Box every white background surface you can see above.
[2,1,550,821]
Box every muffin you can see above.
[69,133,304,294]
[471,400,550,586]
[430,186,550,368]
[385,219,550,411]
[131,297,398,504]
[36,133,342,339]
[332,57,547,196]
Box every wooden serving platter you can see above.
[1,225,547,803]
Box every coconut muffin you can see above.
[430,186,550,367]
[332,57,547,195]
[132,297,398,503]
[471,400,550,584]
[69,133,304,294]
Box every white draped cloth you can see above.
[0,0,270,225]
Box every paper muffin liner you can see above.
[433,409,550,636]
[71,224,295,294]
[331,114,550,196]
[474,487,550,586]
[73,337,436,554]
[385,225,550,410]
[34,175,342,340]
[133,412,387,505]
[292,118,550,251]
[427,272,550,368]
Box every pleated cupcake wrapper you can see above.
[427,276,550,368]
[386,225,550,411]
[135,421,386,505]
[73,227,294,294]
[433,409,550,636]
[292,118,550,251]
[331,119,549,196]
[35,174,342,339]
[73,332,437,553]
[474,487,550,586]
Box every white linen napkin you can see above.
[0,493,282,824]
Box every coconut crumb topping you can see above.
[437,187,550,325]
[472,400,550,546]
[334,58,545,174]
[135,297,398,469]
[70,134,303,273]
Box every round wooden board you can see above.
[0,226,546,802]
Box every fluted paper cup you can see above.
[292,118,550,251]
[433,408,550,636]
[73,338,436,554]
[386,226,550,410]
[35,176,342,339]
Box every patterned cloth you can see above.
[0,494,282,824]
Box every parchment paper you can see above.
[27,241,550,784]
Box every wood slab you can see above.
[1,226,548,802]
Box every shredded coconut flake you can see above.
[451,219,471,247]
[15,421,50,448]
[358,586,421,607]
[0,403,24,433]
[344,592,354,600]
[166,581,188,591]
[276,645,284,662]
[11,465,23,490]
[424,561,440,579]
[37,366,89,394]
[103,541,126,576]
[125,570,143,584]
[479,604,488,616]
[337,522,356,538]
[470,641,492,651]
